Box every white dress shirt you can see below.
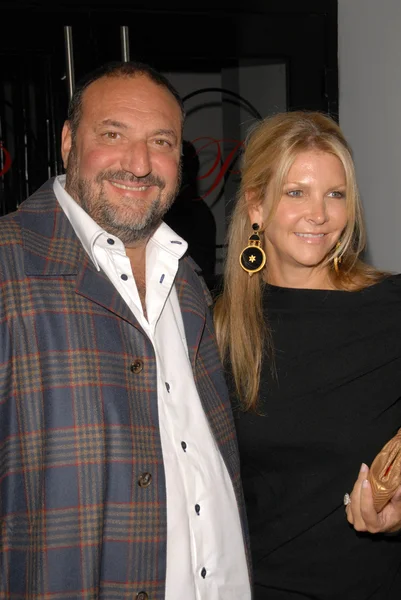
[54,175,250,600]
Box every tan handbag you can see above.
[368,427,401,512]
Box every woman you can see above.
[214,111,401,599]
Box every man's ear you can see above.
[61,121,72,169]
[245,189,264,226]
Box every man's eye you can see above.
[155,139,171,147]
[103,132,120,140]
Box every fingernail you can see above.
[360,463,368,474]
[362,479,369,488]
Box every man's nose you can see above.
[121,141,152,177]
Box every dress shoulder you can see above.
[378,273,401,297]
[387,273,401,286]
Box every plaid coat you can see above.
[0,179,251,599]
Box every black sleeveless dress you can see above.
[235,275,401,599]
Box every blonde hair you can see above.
[214,111,388,411]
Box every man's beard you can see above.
[65,146,181,246]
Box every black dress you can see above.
[235,275,401,599]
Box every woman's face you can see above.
[248,150,348,288]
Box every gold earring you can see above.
[239,223,267,276]
[333,241,342,275]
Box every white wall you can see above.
[338,0,401,271]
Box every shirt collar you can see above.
[53,174,188,268]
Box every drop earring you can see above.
[239,223,267,276]
[333,240,342,275]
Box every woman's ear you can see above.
[245,189,264,226]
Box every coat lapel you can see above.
[176,258,241,488]
[19,179,142,330]
[175,256,211,369]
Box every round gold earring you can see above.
[239,223,267,276]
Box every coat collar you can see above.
[19,179,209,354]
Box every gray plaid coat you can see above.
[0,179,251,599]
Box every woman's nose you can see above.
[306,196,328,224]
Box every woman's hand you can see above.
[346,463,401,533]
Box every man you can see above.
[0,62,251,599]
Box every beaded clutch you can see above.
[368,428,401,512]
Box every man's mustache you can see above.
[96,170,165,189]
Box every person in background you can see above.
[214,110,401,599]
[0,60,251,599]
[164,139,217,290]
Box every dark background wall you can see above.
[0,0,338,285]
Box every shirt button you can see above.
[195,504,200,515]
[136,593,148,600]
[130,360,143,374]
[107,238,115,245]
[138,472,152,488]
[165,382,170,392]
[121,273,128,281]
[201,567,207,579]
[181,441,187,452]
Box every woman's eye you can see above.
[329,190,345,198]
[287,189,303,197]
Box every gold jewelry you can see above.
[239,223,266,276]
[333,240,342,275]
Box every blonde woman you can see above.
[215,111,401,599]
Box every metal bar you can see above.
[120,26,130,62]
[64,26,75,100]
[45,55,61,176]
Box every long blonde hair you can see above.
[214,111,388,411]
